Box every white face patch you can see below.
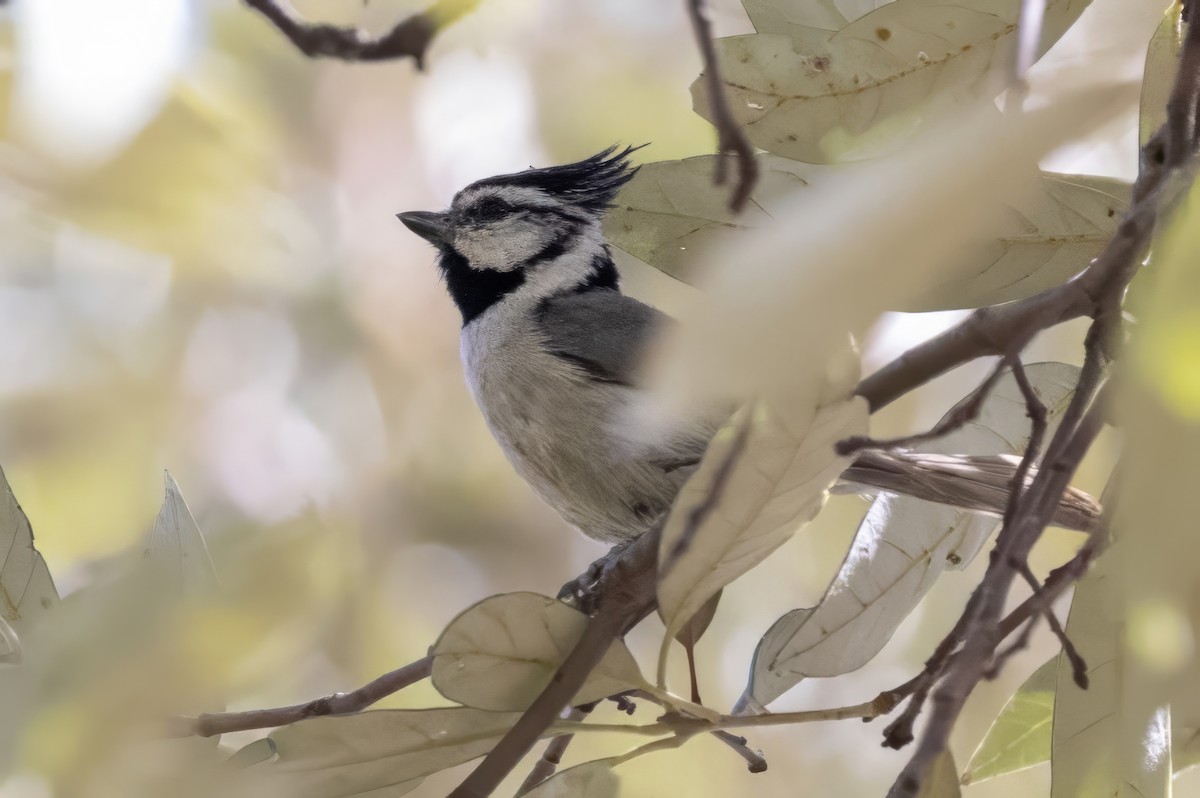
[452,215,556,272]
[450,186,571,273]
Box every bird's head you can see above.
[398,145,642,324]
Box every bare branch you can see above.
[167,655,433,737]
[243,0,480,68]
[686,0,760,212]
[837,355,1011,456]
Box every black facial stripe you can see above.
[525,219,582,267]
[575,247,619,293]
[437,248,526,326]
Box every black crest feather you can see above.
[473,144,645,214]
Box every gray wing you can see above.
[537,289,718,472]
[536,289,669,387]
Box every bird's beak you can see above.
[396,211,452,245]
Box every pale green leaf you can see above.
[603,154,820,284]
[918,750,962,798]
[523,759,619,798]
[268,708,522,798]
[657,342,867,686]
[962,657,1056,785]
[0,464,60,641]
[742,0,891,41]
[906,175,1131,311]
[695,0,1093,163]
[608,156,1128,312]
[228,738,277,768]
[743,363,1080,708]
[1176,726,1200,773]
[143,471,219,598]
[642,88,1134,413]
[432,592,645,712]
[1140,3,1183,146]
[1051,552,1172,798]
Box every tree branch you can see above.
[243,0,480,68]
[449,528,661,798]
[686,0,759,212]
[167,655,433,737]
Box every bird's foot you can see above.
[557,540,634,615]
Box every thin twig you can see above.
[685,0,760,212]
[888,397,1108,797]
[1001,358,1048,527]
[987,562,1087,686]
[838,355,1011,456]
[243,0,480,68]
[711,731,769,773]
[167,655,433,737]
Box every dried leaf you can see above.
[143,471,219,598]
[523,759,619,798]
[657,342,867,685]
[1140,3,1183,146]
[743,362,1080,708]
[961,657,1056,785]
[643,87,1135,414]
[432,592,646,711]
[0,465,60,641]
[268,708,522,798]
[1051,551,1172,798]
[695,0,1093,163]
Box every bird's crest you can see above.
[471,145,645,214]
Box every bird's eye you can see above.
[468,197,510,223]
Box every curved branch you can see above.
[168,655,433,737]
[243,0,480,68]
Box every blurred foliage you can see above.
[0,0,1186,797]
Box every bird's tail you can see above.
[835,450,1101,532]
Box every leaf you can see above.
[741,0,892,40]
[523,759,619,798]
[268,708,522,798]
[0,464,60,640]
[656,341,867,685]
[673,589,722,651]
[1140,3,1183,147]
[694,0,1093,163]
[904,174,1131,311]
[742,362,1080,708]
[0,616,21,666]
[143,471,219,598]
[603,154,820,283]
[228,738,277,768]
[642,87,1135,414]
[1176,726,1200,773]
[961,657,1057,785]
[1050,551,1172,798]
[918,750,962,798]
[610,154,1130,313]
[432,592,646,712]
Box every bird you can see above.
[397,146,1100,549]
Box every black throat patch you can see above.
[437,248,526,326]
